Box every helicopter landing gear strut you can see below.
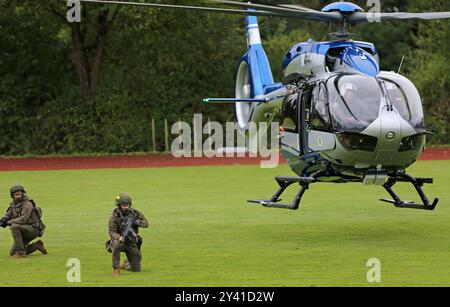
[380,172,439,211]
[247,176,316,210]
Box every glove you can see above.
[132,220,140,228]
[0,218,7,228]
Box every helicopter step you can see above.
[380,172,439,211]
[247,176,316,210]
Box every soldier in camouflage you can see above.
[108,193,149,276]
[0,184,47,258]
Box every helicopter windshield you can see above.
[383,80,410,120]
[327,74,382,132]
[379,75,425,130]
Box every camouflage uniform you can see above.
[108,207,149,272]
[1,194,46,256]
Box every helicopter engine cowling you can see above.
[333,46,380,77]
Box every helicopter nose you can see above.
[374,106,403,163]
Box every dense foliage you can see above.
[0,0,448,155]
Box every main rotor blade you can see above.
[73,0,343,23]
[208,0,343,22]
[277,4,321,13]
[349,11,450,24]
[208,0,316,13]
[71,0,285,18]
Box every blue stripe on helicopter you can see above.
[281,40,378,71]
[239,13,283,97]
[240,46,283,97]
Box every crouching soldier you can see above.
[0,184,47,258]
[107,193,149,276]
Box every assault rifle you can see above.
[119,212,138,243]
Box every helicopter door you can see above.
[299,87,312,155]
[307,83,335,152]
[280,92,301,157]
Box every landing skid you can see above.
[380,172,439,211]
[247,171,439,212]
[247,176,316,210]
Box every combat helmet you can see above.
[115,193,132,207]
[10,184,26,197]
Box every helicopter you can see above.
[71,0,450,212]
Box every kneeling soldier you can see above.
[0,184,47,258]
[107,193,149,276]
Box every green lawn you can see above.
[0,161,449,287]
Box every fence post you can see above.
[164,118,169,153]
[208,117,212,153]
[152,118,156,153]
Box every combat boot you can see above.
[11,251,26,259]
[112,268,121,277]
[120,259,131,271]
[35,240,48,255]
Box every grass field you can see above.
[0,161,449,287]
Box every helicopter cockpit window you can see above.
[383,81,411,121]
[310,83,331,131]
[281,94,299,132]
[379,77,425,130]
[328,74,382,132]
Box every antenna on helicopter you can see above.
[397,55,406,74]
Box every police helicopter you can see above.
[72,0,450,212]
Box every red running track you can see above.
[0,148,448,172]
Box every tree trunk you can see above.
[69,8,114,103]
[90,9,110,95]
[70,22,91,101]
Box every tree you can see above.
[48,1,120,103]
[408,0,450,143]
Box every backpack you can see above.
[29,199,46,237]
